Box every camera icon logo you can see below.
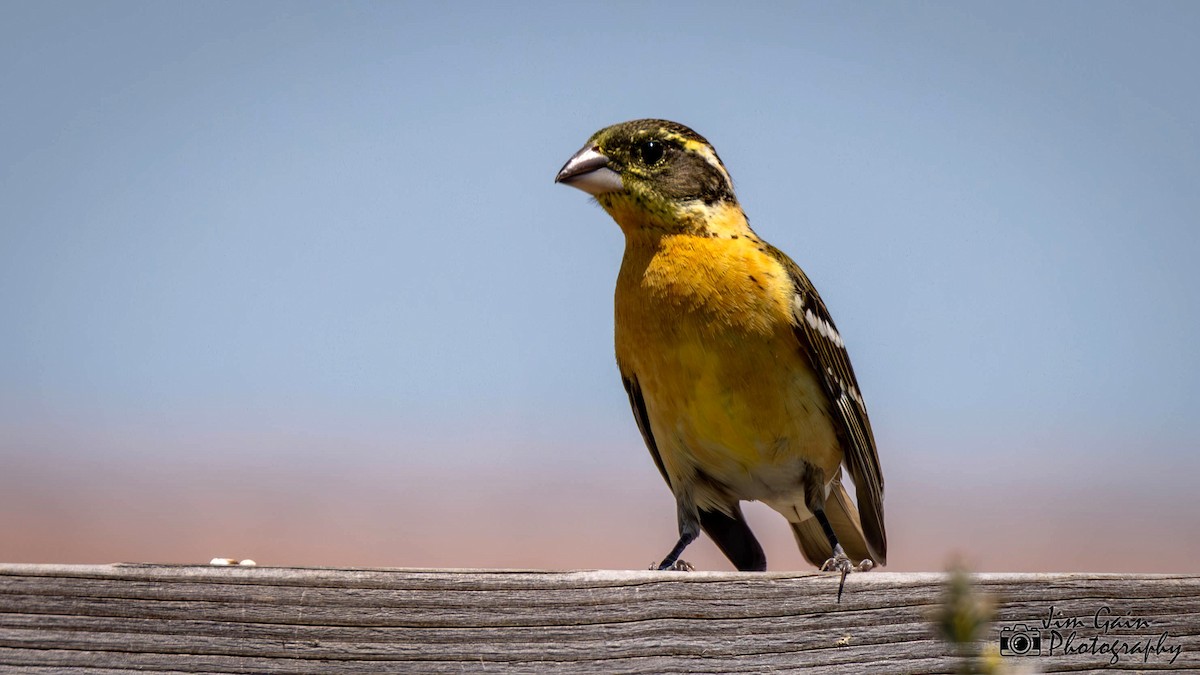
[999,624,1042,656]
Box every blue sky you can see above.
[2,2,1198,569]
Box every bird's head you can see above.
[555,119,743,235]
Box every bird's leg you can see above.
[655,530,698,570]
[655,503,700,571]
[814,509,874,602]
[654,551,696,571]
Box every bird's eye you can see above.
[638,140,665,165]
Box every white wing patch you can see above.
[804,308,845,348]
[794,294,845,348]
[827,367,866,408]
[795,293,860,405]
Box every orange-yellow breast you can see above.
[615,230,843,509]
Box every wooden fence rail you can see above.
[1,564,1196,673]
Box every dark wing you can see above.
[765,244,887,564]
[622,375,670,485]
[622,374,767,571]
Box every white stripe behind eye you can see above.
[683,139,733,186]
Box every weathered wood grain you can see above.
[0,564,1195,673]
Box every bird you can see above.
[554,119,886,594]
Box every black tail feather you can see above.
[700,505,766,571]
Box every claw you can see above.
[651,559,695,571]
[820,545,873,602]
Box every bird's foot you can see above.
[651,559,695,572]
[820,545,873,602]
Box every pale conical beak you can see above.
[554,145,624,196]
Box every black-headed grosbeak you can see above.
[555,120,886,591]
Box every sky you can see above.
[2,2,1198,573]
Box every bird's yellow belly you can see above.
[619,234,844,506]
[629,329,840,502]
[615,234,844,510]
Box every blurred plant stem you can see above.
[932,561,1012,674]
